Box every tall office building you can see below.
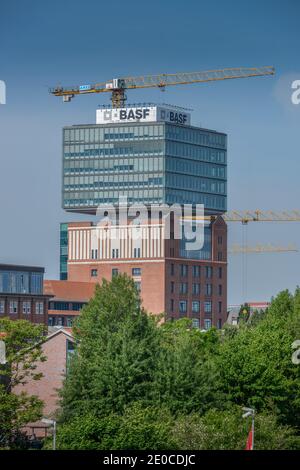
[61,104,227,328]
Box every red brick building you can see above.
[65,215,227,329]
[44,280,96,327]
[14,328,75,420]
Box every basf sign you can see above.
[96,105,191,125]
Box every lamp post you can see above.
[242,407,255,450]
[41,418,56,450]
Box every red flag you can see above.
[245,428,253,450]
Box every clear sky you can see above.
[0,0,299,304]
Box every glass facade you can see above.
[60,223,68,280]
[62,121,227,213]
[0,266,44,295]
[180,225,212,260]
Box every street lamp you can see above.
[242,407,255,450]
[41,418,56,450]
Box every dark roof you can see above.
[0,264,45,273]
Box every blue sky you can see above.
[0,0,299,304]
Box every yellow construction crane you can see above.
[229,243,298,254]
[49,66,275,107]
[184,210,300,223]
[223,210,300,224]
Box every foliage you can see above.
[217,289,300,428]
[154,318,225,414]
[50,403,176,450]
[0,318,46,448]
[173,407,300,450]
[57,281,300,449]
[60,274,161,421]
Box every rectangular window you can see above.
[132,267,141,276]
[134,281,141,292]
[218,267,222,279]
[112,248,119,259]
[218,252,223,261]
[35,302,44,315]
[171,281,175,294]
[9,300,18,314]
[134,248,141,258]
[192,301,200,313]
[179,300,187,313]
[192,265,200,277]
[218,301,222,313]
[91,269,98,277]
[206,284,212,296]
[112,268,119,277]
[192,318,200,329]
[218,236,223,245]
[192,283,200,295]
[0,300,5,314]
[204,301,212,313]
[206,266,213,278]
[170,264,175,276]
[170,299,174,312]
[22,301,31,315]
[180,264,188,277]
[217,319,222,329]
[204,319,212,330]
[180,282,188,294]
[218,285,222,295]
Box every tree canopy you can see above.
[55,275,300,450]
[0,318,46,448]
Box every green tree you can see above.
[154,318,225,414]
[173,406,300,450]
[0,318,46,448]
[51,403,175,450]
[217,290,300,428]
[60,274,161,421]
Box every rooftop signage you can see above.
[96,105,191,125]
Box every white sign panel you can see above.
[96,106,191,126]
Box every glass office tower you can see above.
[62,121,227,214]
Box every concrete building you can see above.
[0,264,51,325]
[59,104,228,328]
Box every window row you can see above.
[170,264,223,279]
[64,177,163,191]
[64,125,165,143]
[91,267,142,278]
[63,157,164,174]
[166,157,226,179]
[0,300,44,315]
[165,189,226,210]
[166,172,226,195]
[170,299,223,315]
[63,143,164,158]
[171,282,223,296]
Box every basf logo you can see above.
[96,106,191,125]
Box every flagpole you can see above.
[251,411,255,450]
[242,407,255,450]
